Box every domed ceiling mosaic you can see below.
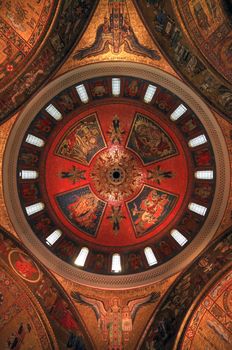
[3,63,228,287]
[15,75,216,276]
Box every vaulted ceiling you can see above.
[0,1,231,349]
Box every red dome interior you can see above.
[43,102,192,248]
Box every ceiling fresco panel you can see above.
[134,0,232,121]
[0,0,99,123]
[139,227,232,350]
[0,227,94,349]
[181,269,232,350]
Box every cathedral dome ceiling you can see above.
[0,1,231,348]
[3,63,229,288]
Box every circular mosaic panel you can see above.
[3,63,229,288]
[41,102,191,249]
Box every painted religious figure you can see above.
[127,186,177,236]
[56,186,106,236]
[74,0,160,60]
[71,293,160,350]
[127,113,177,164]
[107,115,125,145]
[107,205,126,233]
[124,78,143,98]
[56,114,106,165]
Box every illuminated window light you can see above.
[46,229,62,246]
[112,78,121,96]
[75,84,89,103]
[188,134,207,148]
[74,247,89,267]
[195,170,214,180]
[19,170,38,179]
[25,202,45,216]
[170,229,188,246]
[45,104,62,120]
[170,104,187,121]
[144,247,158,266]
[26,134,44,147]
[144,84,157,103]
[188,202,207,216]
[111,253,122,273]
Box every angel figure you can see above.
[71,292,160,350]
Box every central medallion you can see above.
[90,147,144,202]
[108,166,125,185]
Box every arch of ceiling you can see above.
[0,0,98,123]
[134,0,232,121]
[3,62,230,289]
[0,226,93,349]
[138,227,232,350]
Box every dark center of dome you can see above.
[113,171,120,179]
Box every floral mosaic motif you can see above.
[107,114,125,145]
[127,113,177,164]
[56,114,106,165]
[127,186,177,237]
[59,165,86,184]
[147,165,175,185]
[56,186,106,237]
[90,148,144,202]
